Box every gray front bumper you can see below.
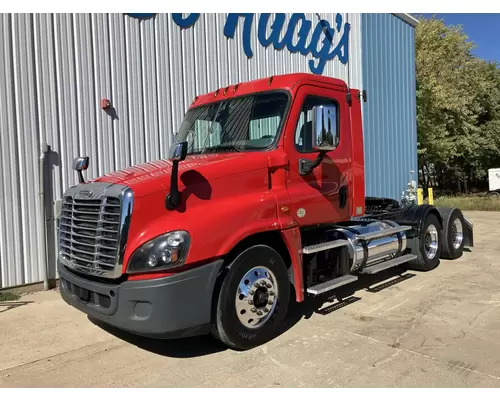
[58,259,224,339]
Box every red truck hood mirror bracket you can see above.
[166,141,188,210]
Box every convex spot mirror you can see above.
[169,141,188,162]
[72,156,89,183]
[72,157,89,171]
[311,105,339,152]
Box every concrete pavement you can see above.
[1,211,500,387]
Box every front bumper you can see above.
[58,259,224,339]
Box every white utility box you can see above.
[489,168,500,192]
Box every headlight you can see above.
[126,231,191,273]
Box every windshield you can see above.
[175,92,289,155]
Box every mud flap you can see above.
[463,217,474,247]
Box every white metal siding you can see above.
[0,13,362,288]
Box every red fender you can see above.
[281,227,304,302]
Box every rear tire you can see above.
[439,208,465,260]
[407,213,442,272]
[212,245,290,350]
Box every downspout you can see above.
[39,142,49,291]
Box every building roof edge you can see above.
[393,13,419,27]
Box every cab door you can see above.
[285,84,352,227]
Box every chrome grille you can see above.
[58,183,133,279]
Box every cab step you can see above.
[306,274,358,295]
[360,254,417,275]
[356,226,412,242]
[303,240,349,255]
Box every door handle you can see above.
[339,185,348,209]
[299,159,314,176]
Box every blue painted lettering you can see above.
[333,14,350,64]
[258,14,286,50]
[282,13,312,55]
[127,13,155,19]
[172,13,200,28]
[223,14,255,58]
[171,13,350,75]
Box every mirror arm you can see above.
[300,150,327,176]
[166,160,180,210]
[166,141,188,210]
[309,150,327,171]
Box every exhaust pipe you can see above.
[38,142,50,291]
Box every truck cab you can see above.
[58,73,473,350]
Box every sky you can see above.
[417,13,500,63]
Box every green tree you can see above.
[415,16,500,193]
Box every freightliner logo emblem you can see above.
[75,190,94,199]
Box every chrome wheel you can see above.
[235,266,278,329]
[451,218,464,249]
[424,224,439,260]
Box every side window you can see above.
[294,96,339,153]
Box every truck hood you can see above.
[92,152,268,198]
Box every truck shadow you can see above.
[90,267,415,358]
[0,301,34,313]
[89,317,227,358]
[280,266,416,333]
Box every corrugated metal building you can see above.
[0,13,417,289]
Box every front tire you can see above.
[212,245,290,350]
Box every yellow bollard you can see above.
[417,188,423,205]
[428,188,434,205]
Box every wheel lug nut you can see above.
[251,307,257,313]
[257,311,263,316]
[248,300,253,305]
[260,280,266,286]
[266,283,272,288]
[254,282,260,288]
[269,291,275,296]
[268,300,273,305]
[264,308,269,313]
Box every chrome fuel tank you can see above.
[330,221,408,272]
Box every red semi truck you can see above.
[57,73,473,350]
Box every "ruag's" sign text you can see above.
[171,13,350,75]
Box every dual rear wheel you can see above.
[407,207,466,271]
[407,213,442,271]
[439,208,466,260]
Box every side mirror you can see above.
[299,105,339,176]
[311,105,339,152]
[169,141,188,162]
[72,156,89,183]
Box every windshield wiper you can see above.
[205,144,242,153]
